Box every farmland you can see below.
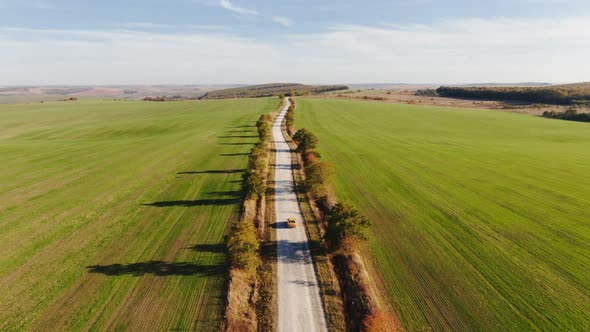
[0,98,276,331]
[296,98,590,331]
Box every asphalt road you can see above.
[274,98,328,332]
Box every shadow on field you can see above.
[186,243,225,253]
[217,135,259,139]
[229,123,256,129]
[219,153,250,157]
[142,198,240,207]
[226,130,256,133]
[219,142,256,146]
[177,169,244,175]
[87,261,224,276]
[206,190,242,197]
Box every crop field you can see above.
[0,98,276,331]
[296,98,590,331]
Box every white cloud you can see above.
[218,0,257,15]
[1,16,589,85]
[272,16,293,27]
[118,22,228,31]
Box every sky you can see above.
[1,0,589,85]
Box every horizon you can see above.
[1,0,589,85]
[0,81,576,88]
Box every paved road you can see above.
[274,98,328,332]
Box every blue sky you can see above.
[1,0,589,84]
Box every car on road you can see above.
[287,217,297,228]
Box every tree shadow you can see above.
[217,135,259,139]
[260,241,277,261]
[276,240,313,265]
[185,243,225,253]
[229,124,255,128]
[142,198,240,207]
[219,142,256,146]
[87,261,224,276]
[289,279,318,287]
[206,190,243,197]
[219,153,250,157]
[177,169,244,175]
[226,130,256,133]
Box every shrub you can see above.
[285,105,296,132]
[541,106,590,123]
[256,114,273,141]
[304,159,333,199]
[326,202,373,249]
[362,310,397,332]
[302,150,321,166]
[226,222,260,272]
[293,128,318,152]
[415,88,438,97]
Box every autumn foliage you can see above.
[362,310,397,332]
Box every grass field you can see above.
[296,98,590,331]
[0,98,276,331]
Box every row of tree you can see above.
[285,101,296,136]
[436,86,590,105]
[292,126,372,250]
[242,114,274,200]
[227,111,276,272]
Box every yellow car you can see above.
[287,217,297,228]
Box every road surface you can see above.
[274,98,328,332]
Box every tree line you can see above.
[436,86,590,106]
[543,107,590,123]
[226,111,276,273]
[291,123,372,250]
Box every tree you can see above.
[226,222,260,272]
[304,160,333,198]
[326,202,373,248]
[293,128,318,152]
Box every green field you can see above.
[297,98,590,331]
[0,98,276,331]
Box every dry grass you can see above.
[224,269,258,332]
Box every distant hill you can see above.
[202,83,349,99]
[0,85,231,103]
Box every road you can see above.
[273,98,328,332]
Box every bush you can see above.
[326,202,373,249]
[293,128,319,152]
[304,159,333,199]
[285,104,296,133]
[243,140,271,199]
[256,114,273,141]
[226,222,260,272]
[415,89,438,97]
[362,310,397,332]
[542,106,590,123]
[302,150,321,166]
